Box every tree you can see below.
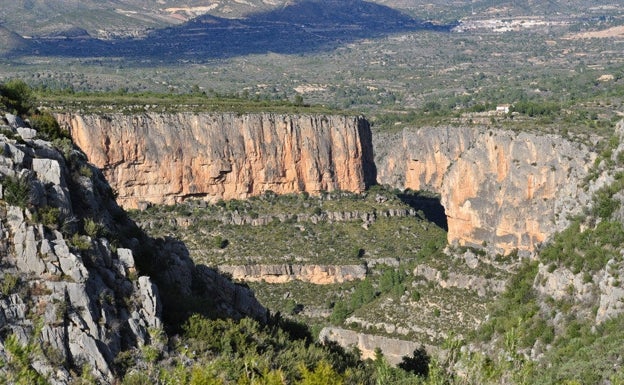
[398,346,430,378]
[330,300,350,324]
[30,111,70,140]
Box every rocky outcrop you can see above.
[0,116,158,382]
[319,327,433,365]
[413,264,506,297]
[534,259,624,325]
[0,113,265,383]
[57,112,376,208]
[375,127,594,254]
[142,207,417,231]
[218,264,367,284]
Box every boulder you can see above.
[5,113,26,129]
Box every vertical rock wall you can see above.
[57,112,376,208]
[375,126,594,255]
[58,110,597,254]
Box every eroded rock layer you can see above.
[375,127,594,255]
[57,112,376,208]
[218,264,367,284]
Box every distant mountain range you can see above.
[1,0,617,40]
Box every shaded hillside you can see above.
[15,0,455,61]
[0,0,618,39]
[0,26,27,55]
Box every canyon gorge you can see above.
[58,112,595,255]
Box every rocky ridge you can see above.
[143,206,418,231]
[413,263,506,297]
[0,113,265,383]
[319,327,433,365]
[218,264,367,284]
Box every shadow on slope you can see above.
[21,0,457,62]
[65,145,267,332]
[397,190,448,231]
[128,232,267,332]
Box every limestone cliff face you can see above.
[319,327,433,364]
[57,112,376,208]
[375,127,594,254]
[57,110,596,255]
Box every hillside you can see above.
[1,0,624,379]
[1,0,619,38]
[2,80,624,385]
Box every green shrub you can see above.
[2,333,47,385]
[1,273,19,296]
[122,371,152,385]
[0,79,33,115]
[379,268,407,297]
[71,233,92,251]
[213,235,228,249]
[37,206,61,229]
[330,301,350,324]
[30,112,70,141]
[84,218,104,238]
[79,165,93,178]
[141,345,161,363]
[2,174,30,208]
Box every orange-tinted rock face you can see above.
[57,112,376,208]
[376,127,594,255]
[58,110,595,255]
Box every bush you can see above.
[398,346,430,378]
[1,273,19,296]
[84,218,104,238]
[0,79,33,115]
[330,300,350,324]
[30,112,70,141]
[71,233,92,251]
[2,174,31,208]
[213,235,228,249]
[37,206,61,229]
[122,371,152,385]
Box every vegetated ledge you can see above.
[39,92,346,115]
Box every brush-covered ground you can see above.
[130,187,512,346]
